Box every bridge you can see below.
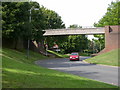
[43,27,105,36]
[43,25,120,54]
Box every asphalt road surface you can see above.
[35,56,119,86]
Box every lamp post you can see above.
[85,35,88,55]
[27,6,39,59]
[92,40,94,54]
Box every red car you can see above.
[69,52,80,61]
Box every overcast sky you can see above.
[34,0,116,28]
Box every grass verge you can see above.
[85,49,120,66]
[47,50,69,58]
[2,48,118,88]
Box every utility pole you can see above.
[27,5,39,59]
[99,41,101,52]
[92,41,94,54]
[45,44,48,56]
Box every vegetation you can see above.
[93,1,120,50]
[45,24,89,54]
[2,48,118,88]
[94,1,120,27]
[47,50,69,58]
[92,38,105,53]
[85,49,120,66]
[3,1,114,55]
[92,35,105,53]
[68,24,82,28]
[79,52,90,56]
[2,1,120,88]
[47,49,91,57]
[61,34,88,53]
[2,2,65,50]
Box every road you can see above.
[35,56,119,86]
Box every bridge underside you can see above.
[43,28,105,36]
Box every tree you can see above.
[62,35,88,53]
[41,7,65,29]
[94,1,120,27]
[60,24,88,53]
[93,34,105,51]
[2,2,31,49]
[93,1,120,51]
[41,7,66,50]
[68,24,82,28]
[2,1,66,51]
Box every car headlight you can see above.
[76,57,79,58]
[70,57,72,58]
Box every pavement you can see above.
[35,56,119,86]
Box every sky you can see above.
[33,0,116,27]
[32,0,116,40]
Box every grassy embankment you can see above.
[2,48,118,88]
[47,50,69,58]
[47,50,91,57]
[85,49,120,66]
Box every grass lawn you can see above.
[85,49,120,66]
[47,50,69,58]
[2,48,118,88]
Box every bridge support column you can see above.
[99,25,120,54]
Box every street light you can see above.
[27,6,39,59]
[85,35,89,55]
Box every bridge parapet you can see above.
[43,27,105,36]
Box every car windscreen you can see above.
[71,53,78,55]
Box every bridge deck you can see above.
[43,28,105,36]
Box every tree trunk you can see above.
[16,37,24,51]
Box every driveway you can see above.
[35,56,118,86]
